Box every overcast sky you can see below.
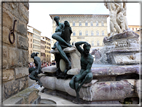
[28,3,141,39]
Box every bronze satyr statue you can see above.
[52,16,72,78]
[29,52,42,87]
[69,41,93,102]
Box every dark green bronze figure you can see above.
[52,16,72,78]
[29,52,42,87]
[69,41,93,102]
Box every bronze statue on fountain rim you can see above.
[52,16,72,79]
[29,52,42,87]
[69,41,94,102]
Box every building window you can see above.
[79,21,82,26]
[31,44,32,48]
[96,21,99,26]
[97,41,99,46]
[31,39,32,42]
[102,21,104,26]
[102,31,104,36]
[33,39,40,44]
[91,41,94,46]
[73,21,75,26]
[79,31,82,36]
[96,31,99,36]
[33,34,40,39]
[91,31,94,36]
[31,34,32,36]
[73,31,76,36]
[91,21,93,26]
[31,51,32,54]
[33,45,40,49]
[85,21,88,26]
[85,31,88,36]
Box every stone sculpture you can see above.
[52,16,72,78]
[104,0,129,36]
[69,41,93,102]
[29,52,42,87]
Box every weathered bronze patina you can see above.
[29,52,42,87]
[52,16,72,78]
[69,41,93,102]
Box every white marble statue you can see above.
[104,0,129,36]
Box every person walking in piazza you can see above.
[69,41,94,102]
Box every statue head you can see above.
[54,16,60,21]
[64,21,70,27]
[83,43,91,56]
[31,52,39,58]
[54,16,60,26]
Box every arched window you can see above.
[96,31,99,36]
[85,21,88,26]
[73,21,75,26]
[79,21,82,26]
[102,21,104,26]
[73,31,76,36]
[79,31,82,36]
[102,30,104,36]
[85,31,88,36]
[90,21,93,26]
[96,21,99,26]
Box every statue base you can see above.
[103,30,140,65]
[50,46,81,79]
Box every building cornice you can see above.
[27,25,42,33]
[49,14,109,19]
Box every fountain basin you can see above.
[40,99,56,104]
[40,76,139,101]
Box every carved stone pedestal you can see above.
[40,76,137,101]
[103,30,140,65]
[50,46,80,78]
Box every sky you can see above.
[28,3,141,39]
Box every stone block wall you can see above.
[2,1,29,101]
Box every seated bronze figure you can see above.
[29,52,42,87]
[69,41,93,102]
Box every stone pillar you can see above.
[2,1,29,101]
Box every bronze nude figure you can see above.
[69,41,93,102]
[29,52,42,87]
[52,16,72,78]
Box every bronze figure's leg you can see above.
[55,42,71,70]
[52,32,72,47]
[29,70,42,87]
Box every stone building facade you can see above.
[28,25,41,58]
[41,36,46,62]
[45,37,51,62]
[50,14,109,61]
[2,1,29,101]
[27,29,51,63]
[128,25,141,36]
[27,30,33,62]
